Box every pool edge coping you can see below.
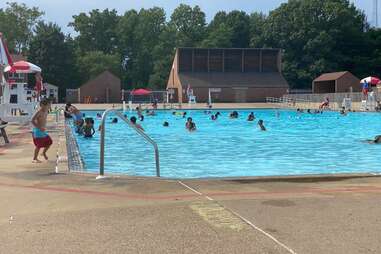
[68,170,381,183]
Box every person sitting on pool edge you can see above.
[258,119,266,131]
[83,118,96,138]
[186,117,196,132]
[247,112,255,121]
[319,97,330,109]
[130,116,144,131]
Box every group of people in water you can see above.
[64,102,381,144]
[65,103,268,137]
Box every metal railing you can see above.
[266,97,312,108]
[99,109,160,178]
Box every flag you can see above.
[0,33,13,67]
[186,84,191,98]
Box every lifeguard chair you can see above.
[188,95,196,104]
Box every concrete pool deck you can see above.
[1,111,381,253]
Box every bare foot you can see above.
[32,159,42,163]
[42,153,48,160]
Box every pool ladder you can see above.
[98,109,160,179]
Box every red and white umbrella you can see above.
[360,76,381,86]
[4,60,41,74]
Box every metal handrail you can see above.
[99,109,160,178]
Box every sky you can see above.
[0,0,378,34]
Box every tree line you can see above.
[0,0,380,100]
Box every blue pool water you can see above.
[71,109,381,178]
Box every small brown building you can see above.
[66,71,121,103]
[167,48,289,103]
[313,71,361,94]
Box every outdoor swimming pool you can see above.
[71,109,381,178]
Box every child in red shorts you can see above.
[31,98,53,163]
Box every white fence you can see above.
[283,92,366,104]
[267,92,379,111]
[0,102,38,123]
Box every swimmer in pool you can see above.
[340,107,347,116]
[83,118,95,138]
[366,135,381,144]
[130,116,144,131]
[146,110,156,116]
[258,119,266,131]
[230,111,239,119]
[186,117,196,131]
[111,118,118,123]
[247,112,255,121]
[163,121,169,127]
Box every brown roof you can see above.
[313,71,349,82]
[178,72,289,88]
[80,70,120,89]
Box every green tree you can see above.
[363,29,381,78]
[29,22,77,100]
[70,9,120,54]
[225,11,251,48]
[170,4,206,47]
[76,51,121,83]
[118,8,167,88]
[201,10,251,48]
[261,0,368,88]
[0,2,43,53]
[149,26,177,89]
[201,12,233,48]
[249,13,267,48]
[201,23,233,48]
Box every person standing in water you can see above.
[247,112,255,121]
[130,116,144,131]
[258,119,266,131]
[186,117,196,132]
[83,118,96,138]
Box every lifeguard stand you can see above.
[187,88,196,104]
[0,62,41,123]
